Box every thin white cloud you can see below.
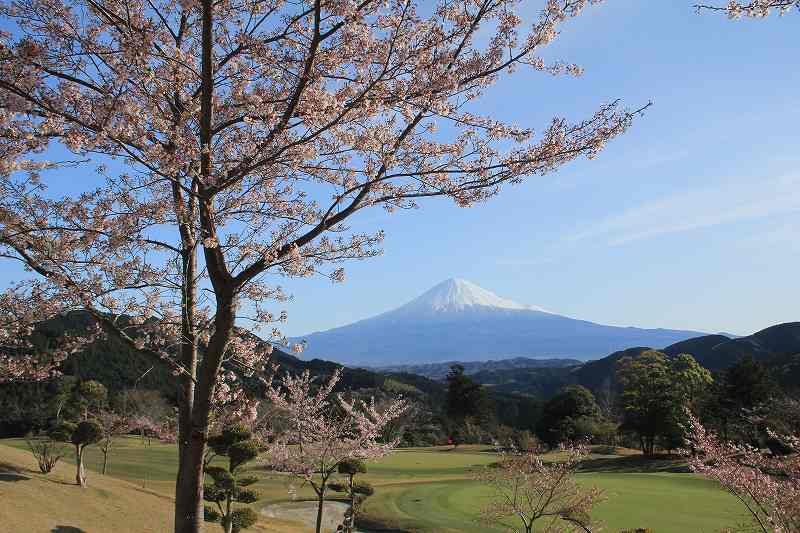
[740,219,800,251]
[570,174,800,246]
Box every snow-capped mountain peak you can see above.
[293,277,705,365]
[397,278,549,313]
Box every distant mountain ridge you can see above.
[465,322,800,398]
[294,278,707,365]
[372,357,581,381]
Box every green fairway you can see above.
[355,448,746,533]
[1,439,747,533]
[358,473,744,533]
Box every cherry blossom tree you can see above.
[0,0,646,529]
[265,368,407,533]
[96,409,130,475]
[129,413,178,444]
[685,414,800,533]
[476,445,604,533]
[694,1,799,17]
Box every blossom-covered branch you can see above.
[695,0,799,17]
[684,413,800,533]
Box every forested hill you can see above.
[460,322,800,397]
[0,312,456,438]
[3,313,799,438]
[663,323,800,371]
[3,310,443,402]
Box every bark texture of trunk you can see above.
[173,431,206,533]
[315,490,326,533]
[172,172,201,532]
[174,438,205,533]
[76,446,86,487]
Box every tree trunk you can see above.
[174,431,206,533]
[102,450,108,475]
[173,276,237,533]
[315,488,326,533]
[173,295,235,533]
[347,473,356,533]
[224,495,233,533]
[172,176,201,532]
[76,445,86,487]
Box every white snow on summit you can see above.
[293,277,705,364]
[396,278,550,313]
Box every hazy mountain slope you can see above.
[295,278,705,365]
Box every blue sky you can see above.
[2,2,798,339]
[279,1,800,337]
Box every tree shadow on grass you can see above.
[434,446,496,453]
[0,461,30,482]
[51,526,87,532]
[578,454,690,474]
[355,514,415,533]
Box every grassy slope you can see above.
[1,440,747,533]
[0,440,302,533]
[0,442,174,533]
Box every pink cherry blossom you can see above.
[684,413,800,533]
[264,368,407,533]
[0,0,644,530]
[695,1,799,17]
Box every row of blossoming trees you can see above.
[22,363,407,533]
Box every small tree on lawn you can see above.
[96,410,130,475]
[52,419,103,487]
[25,433,66,474]
[203,423,262,533]
[329,458,373,533]
[476,445,604,533]
[685,414,800,533]
[266,368,406,533]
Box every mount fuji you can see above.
[293,278,705,365]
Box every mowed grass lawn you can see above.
[1,439,747,533]
[358,447,746,533]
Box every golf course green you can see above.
[1,438,747,532]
